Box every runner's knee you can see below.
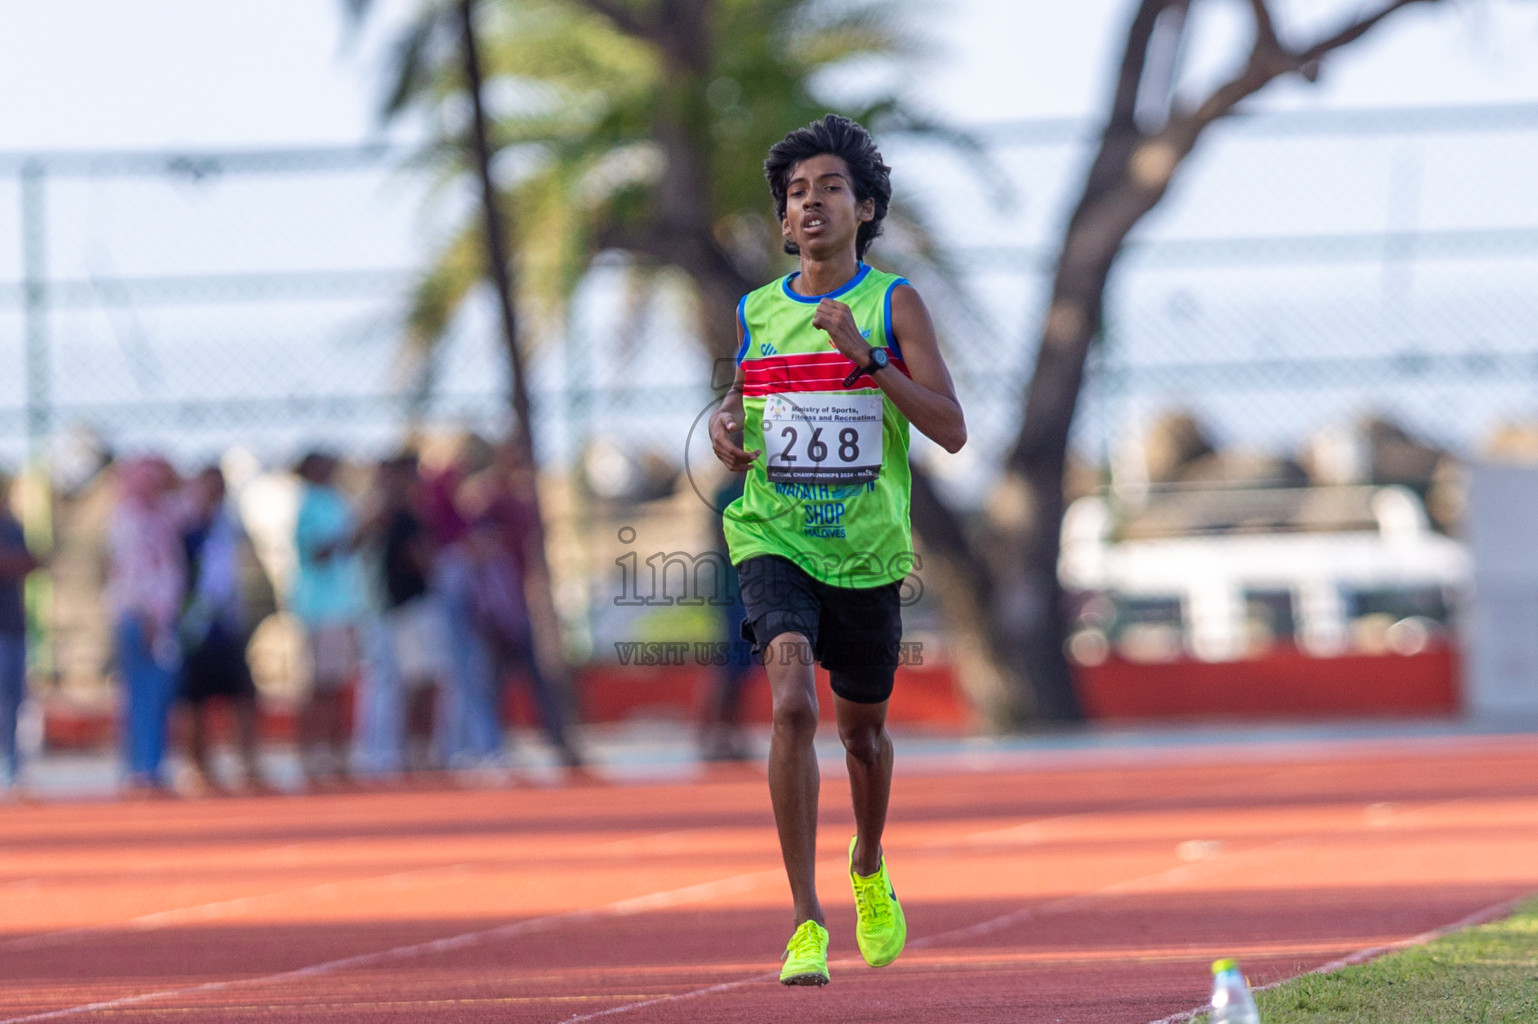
[838,721,886,765]
[772,688,819,740]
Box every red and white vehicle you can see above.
[1058,485,1469,718]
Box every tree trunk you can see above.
[647,0,757,362]
[457,0,570,685]
[1000,264,1115,725]
[991,0,1435,724]
[996,0,1216,723]
[561,0,1436,730]
[908,469,1024,727]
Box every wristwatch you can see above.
[842,346,890,388]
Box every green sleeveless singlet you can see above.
[723,262,916,588]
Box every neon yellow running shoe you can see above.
[848,835,907,967]
[779,919,830,986]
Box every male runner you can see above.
[709,114,966,986]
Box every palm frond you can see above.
[776,0,918,67]
[381,9,460,117]
[361,0,981,379]
[406,221,485,356]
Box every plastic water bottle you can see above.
[1208,958,1260,1024]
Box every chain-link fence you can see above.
[0,146,514,472]
[940,105,1538,479]
[3,104,1536,697]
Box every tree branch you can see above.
[1188,0,1438,130]
[1247,0,1281,56]
[1296,0,1435,66]
[1108,0,1186,133]
[563,0,653,40]
[1070,0,1190,229]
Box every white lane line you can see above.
[559,774,1329,1024]
[556,972,781,1023]
[0,825,713,953]
[554,847,1266,1024]
[0,764,1312,1022]
[558,793,1530,1024]
[0,758,1297,957]
[914,757,1344,853]
[0,865,785,1024]
[0,866,454,953]
[7,773,1495,1024]
[1143,893,1533,1024]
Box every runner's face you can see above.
[782,154,873,259]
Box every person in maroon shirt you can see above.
[461,442,580,770]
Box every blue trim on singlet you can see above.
[734,293,751,363]
[883,277,910,361]
[780,261,871,303]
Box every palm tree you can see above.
[346,0,567,690]
[352,0,953,365]
[346,0,1000,714]
[353,0,1459,732]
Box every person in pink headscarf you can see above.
[106,455,185,796]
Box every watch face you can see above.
[871,348,889,369]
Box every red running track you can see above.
[3,734,1538,1023]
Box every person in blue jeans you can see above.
[106,456,186,796]
[0,471,40,796]
[462,444,582,771]
[420,450,500,771]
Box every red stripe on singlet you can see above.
[742,353,909,396]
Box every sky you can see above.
[1,0,1535,475]
[0,0,1535,152]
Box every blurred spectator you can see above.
[107,455,185,796]
[464,443,581,769]
[291,452,363,788]
[0,470,40,796]
[176,466,270,795]
[699,475,752,762]
[373,454,445,772]
[422,440,505,770]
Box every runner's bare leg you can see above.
[766,632,825,926]
[835,694,892,876]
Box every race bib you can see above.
[763,392,883,485]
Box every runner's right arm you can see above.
[709,319,762,472]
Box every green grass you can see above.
[1194,898,1538,1023]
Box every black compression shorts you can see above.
[734,554,903,704]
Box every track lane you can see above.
[2,736,1536,1023]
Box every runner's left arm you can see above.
[812,286,966,453]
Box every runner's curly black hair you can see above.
[765,114,891,260]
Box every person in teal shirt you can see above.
[291,452,364,786]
